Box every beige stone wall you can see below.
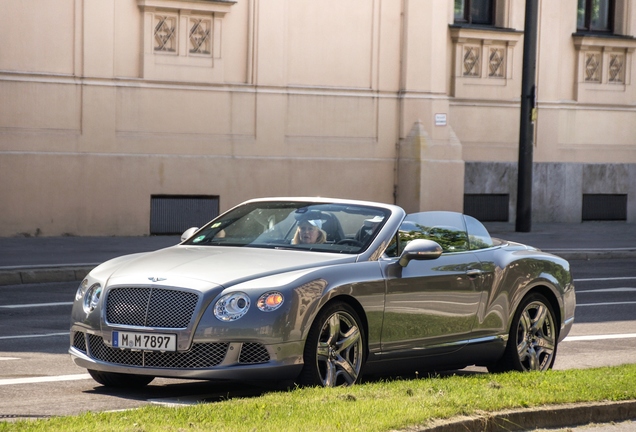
[1,0,635,236]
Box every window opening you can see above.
[455,0,495,26]
[577,0,614,32]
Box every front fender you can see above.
[496,251,574,337]
[293,261,385,349]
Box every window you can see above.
[454,0,495,25]
[577,0,614,32]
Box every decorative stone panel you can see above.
[584,51,602,82]
[189,18,212,55]
[138,0,235,83]
[573,35,636,104]
[488,47,506,78]
[462,45,481,77]
[154,14,178,53]
[608,53,626,83]
[450,26,522,100]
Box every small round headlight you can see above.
[75,279,88,301]
[214,292,251,321]
[257,291,284,312]
[83,283,102,313]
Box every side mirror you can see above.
[398,239,443,267]
[180,227,199,242]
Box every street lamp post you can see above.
[516,0,539,232]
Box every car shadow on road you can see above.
[82,368,488,405]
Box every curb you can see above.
[417,400,636,432]
[0,265,95,287]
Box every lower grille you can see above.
[72,332,87,353]
[239,342,271,364]
[87,334,228,368]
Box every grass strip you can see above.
[2,364,636,432]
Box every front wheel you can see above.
[488,293,558,373]
[88,370,154,388]
[298,302,365,387]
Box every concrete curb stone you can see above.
[0,265,94,286]
[414,400,636,432]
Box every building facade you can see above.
[1,0,635,237]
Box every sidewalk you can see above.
[0,235,180,286]
[484,221,636,259]
[1,221,635,286]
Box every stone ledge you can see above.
[419,400,636,432]
[0,266,94,287]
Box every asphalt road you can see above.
[0,259,635,428]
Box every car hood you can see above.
[96,245,355,288]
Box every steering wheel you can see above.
[336,239,364,247]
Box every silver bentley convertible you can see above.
[70,197,576,388]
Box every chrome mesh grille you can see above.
[72,331,87,353]
[238,342,270,364]
[106,287,199,329]
[144,344,229,368]
[87,334,228,368]
[88,334,143,366]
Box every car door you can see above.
[379,212,485,355]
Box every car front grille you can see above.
[106,287,199,329]
[77,333,271,369]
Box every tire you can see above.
[88,369,154,388]
[488,293,558,373]
[298,302,365,387]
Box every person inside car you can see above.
[292,217,327,245]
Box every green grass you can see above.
[3,364,636,432]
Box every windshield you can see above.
[183,201,391,254]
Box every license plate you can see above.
[112,331,176,352]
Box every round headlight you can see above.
[257,291,284,312]
[83,283,102,314]
[75,279,88,301]
[214,292,251,321]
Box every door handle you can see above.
[466,269,483,278]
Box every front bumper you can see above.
[69,329,304,381]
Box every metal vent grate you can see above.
[464,194,509,222]
[582,194,627,221]
[150,195,219,235]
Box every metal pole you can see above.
[516,0,539,232]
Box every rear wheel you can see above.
[488,293,558,373]
[298,302,365,387]
[88,370,154,388]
